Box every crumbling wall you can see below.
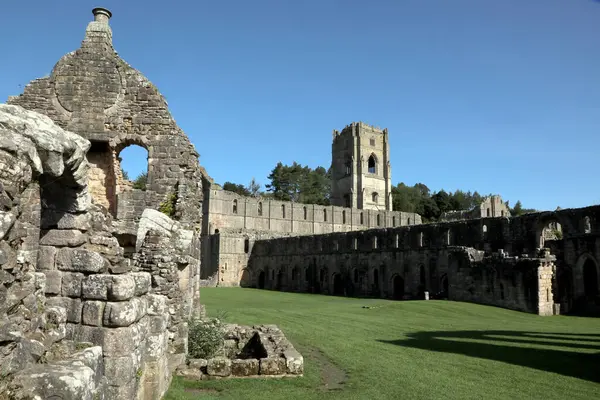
[0,104,198,399]
[244,206,600,315]
[7,8,206,229]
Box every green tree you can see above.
[132,172,147,190]
[223,182,251,197]
[121,168,129,181]
[511,200,524,216]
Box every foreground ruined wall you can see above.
[0,104,199,399]
[245,207,600,315]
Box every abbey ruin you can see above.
[1,7,599,400]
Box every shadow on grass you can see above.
[379,331,600,383]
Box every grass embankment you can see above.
[165,288,600,400]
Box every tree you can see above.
[265,162,330,205]
[511,200,524,216]
[121,168,129,180]
[223,182,251,197]
[132,172,147,190]
[247,177,262,197]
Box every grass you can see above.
[165,288,600,400]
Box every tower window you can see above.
[233,199,238,214]
[370,138,375,146]
[360,212,364,225]
[303,206,307,220]
[342,210,346,224]
[368,154,377,174]
[323,209,327,222]
[377,214,381,226]
[372,192,378,203]
[258,202,263,216]
[282,204,286,218]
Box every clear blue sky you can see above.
[1,0,599,211]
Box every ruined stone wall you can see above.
[0,104,198,399]
[7,8,206,229]
[440,195,510,222]
[201,186,422,285]
[449,248,555,315]
[243,205,600,315]
[204,186,421,235]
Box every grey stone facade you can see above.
[330,122,392,211]
[243,207,599,316]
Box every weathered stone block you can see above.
[44,270,62,295]
[284,350,304,375]
[70,323,143,358]
[108,275,135,301]
[188,358,208,370]
[56,212,92,231]
[46,296,82,323]
[148,315,169,334]
[146,293,167,315]
[206,357,231,377]
[259,357,286,375]
[104,354,138,386]
[39,229,87,247]
[82,300,105,326]
[82,274,112,300]
[37,245,57,270]
[57,248,107,273]
[131,271,151,296]
[231,359,259,376]
[61,272,83,297]
[103,297,146,327]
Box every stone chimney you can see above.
[92,7,112,24]
[85,7,113,46]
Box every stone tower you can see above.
[330,122,392,210]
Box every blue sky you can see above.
[1,0,599,211]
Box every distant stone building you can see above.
[440,195,510,222]
[330,122,392,211]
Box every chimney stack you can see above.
[92,7,112,24]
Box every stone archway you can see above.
[240,268,251,287]
[332,273,344,296]
[257,271,265,289]
[440,274,449,298]
[392,275,404,300]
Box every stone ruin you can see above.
[0,104,201,398]
[176,324,303,380]
[0,7,302,399]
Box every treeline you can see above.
[220,162,537,222]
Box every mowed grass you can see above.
[165,288,600,400]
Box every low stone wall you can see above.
[176,324,303,380]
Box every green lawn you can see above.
[165,288,600,400]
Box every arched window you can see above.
[323,209,327,222]
[344,194,351,208]
[282,204,286,218]
[407,217,411,225]
[233,199,238,214]
[244,238,249,253]
[486,208,491,217]
[342,210,346,224]
[360,212,364,225]
[372,192,379,203]
[368,154,377,174]
[258,202,263,216]
[376,214,381,226]
[303,206,307,220]
[392,216,396,226]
